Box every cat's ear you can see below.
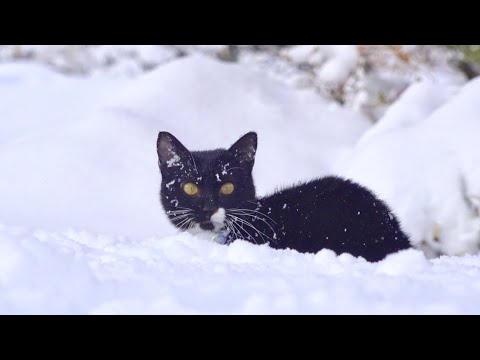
[157,132,192,173]
[228,132,258,171]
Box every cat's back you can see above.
[264,176,383,211]
[258,176,411,262]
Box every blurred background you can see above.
[0,45,479,259]
[1,45,478,118]
[1,45,478,120]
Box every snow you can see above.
[1,224,480,314]
[338,78,480,258]
[316,45,359,84]
[1,50,480,314]
[280,45,466,120]
[2,45,467,123]
[166,154,182,168]
[0,55,370,238]
[283,45,359,83]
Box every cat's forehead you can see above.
[193,149,231,173]
[163,148,245,182]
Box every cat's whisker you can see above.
[223,219,233,240]
[227,210,277,239]
[228,212,275,228]
[189,153,198,174]
[228,208,277,224]
[168,209,194,217]
[184,218,195,231]
[225,218,241,241]
[223,167,243,173]
[175,218,190,230]
[167,210,193,217]
[173,206,195,211]
[183,220,195,232]
[168,208,193,213]
[227,215,258,245]
[170,213,193,222]
[231,214,275,244]
[228,209,277,228]
[227,214,273,245]
[227,208,277,235]
[225,216,244,240]
[173,209,194,212]
[176,216,194,231]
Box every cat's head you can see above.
[157,131,257,239]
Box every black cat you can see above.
[157,131,411,262]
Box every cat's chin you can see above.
[187,224,228,245]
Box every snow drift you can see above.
[0,55,370,238]
[339,79,480,257]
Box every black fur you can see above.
[157,131,411,262]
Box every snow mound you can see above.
[0,55,370,237]
[1,224,480,314]
[340,78,480,257]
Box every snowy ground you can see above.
[1,51,480,314]
[2,225,480,314]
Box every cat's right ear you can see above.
[157,132,191,173]
[228,132,258,171]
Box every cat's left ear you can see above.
[157,132,192,174]
[228,132,257,171]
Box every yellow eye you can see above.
[183,182,199,196]
[220,182,235,195]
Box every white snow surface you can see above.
[1,53,480,314]
[1,224,480,315]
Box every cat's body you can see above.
[157,132,411,262]
[234,177,410,262]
